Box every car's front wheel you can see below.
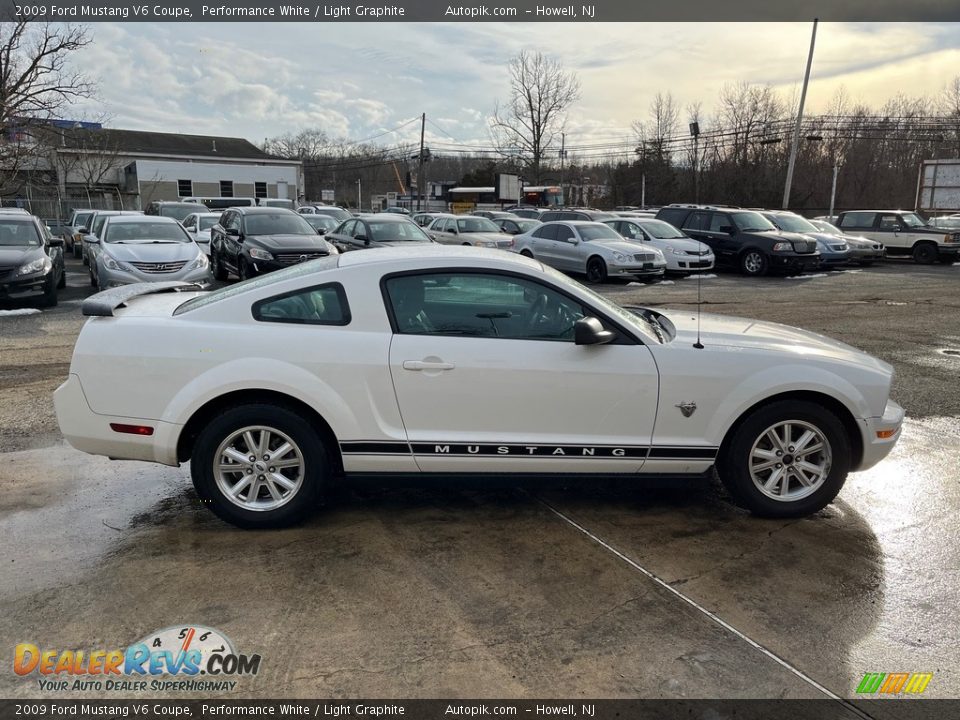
[211,248,228,281]
[586,257,608,283]
[912,242,938,264]
[190,403,328,528]
[717,400,850,518]
[739,249,768,276]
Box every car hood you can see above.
[101,242,200,262]
[639,236,710,254]
[247,234,332,252]
[662,310,891,373]
[0,246,42,265]
[592,239,663,256]
[461,232,512,243]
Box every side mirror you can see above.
[86,237,99,244]
[316,228,327,235]
[574,317,615,346]
[78,227,89,235]
[48,238,64,247]
[226,227,240,237]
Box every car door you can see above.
[221,211,243,272]
[838,212,881,244]
[552,223,582,272]
[876,213,911,252]
[326,220,355,251]
[384,271,659,473]
[529,223,560,267]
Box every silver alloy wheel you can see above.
[748,420,832,502]
[743,251,763,274]
[213,425,305,511]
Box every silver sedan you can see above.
[512,221,666,283]
[426,214,515,250]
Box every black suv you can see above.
[0,213,66,307]
[655,205,819,276]
[210,207,336,281]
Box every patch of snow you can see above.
[785,273,829,280]
[0,308,41,316]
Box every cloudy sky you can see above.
[70,22,960,152]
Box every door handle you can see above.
[402,360,456,371]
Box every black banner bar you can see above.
[1,0,959,22]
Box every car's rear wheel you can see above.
[57,266,66,289]
[190,404,328,528]
[520,250,534,259]
[238,257,251,281]
[718,400,850,518]
[82,250,89,267]
[89,267,97,287]
[211,249,228,281]
[586,257,608,283]
[912,242,938,264]
[37,278,58,308]
[739,249,768,276]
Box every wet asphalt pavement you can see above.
[1,256,959,705]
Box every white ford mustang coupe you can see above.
[55,247,903,528]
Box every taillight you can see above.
[110,423,154,436]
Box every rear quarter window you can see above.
[252,283,350,326]
[839,212,876,230]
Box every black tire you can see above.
[717,399,850,518]
[211,249,229,281]
[739,249,768,276]
[859,260,873,267]
[57,266,66,289]
[89,267,97,287]
[82,250,89,267]
[586,257,608,283]
[72,243,82,259]
[238,257,251,281]
[912,242,938,265]
[190,403,328,529]
[37,278,58,308]
[519,250,534,259]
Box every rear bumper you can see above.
[856,399,905,471]
[54,374,181,466]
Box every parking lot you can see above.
[1,254,959,704]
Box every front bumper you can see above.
[819,251,851,266]
[857,399,905,472]
[0,270,54,300]
[671,256,715,272]
[769,253,820,273]
[54,373,181,466]
[99,265,213,289]
[610,262,667,277]
[936,244,960,257]
[847,247,885,262]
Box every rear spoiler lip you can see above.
[81,281,205,317]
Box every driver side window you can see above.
[385,272,587,341]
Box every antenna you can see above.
[693,238,704,349]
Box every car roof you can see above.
[337,244,543,270]
[106,214,180,224]
[232,206,298,215]
[543,220,609,226]
[359,214,416,223]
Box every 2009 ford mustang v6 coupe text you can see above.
[54,247,903,528]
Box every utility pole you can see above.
[641,173,646,207]
[783,18,819,209]
[356,178,361,210]
[689,121,701,204]
[559,132,566,205]
[417,112,426,212]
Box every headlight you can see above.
[772,242,792,252]
[190,252,209,270]
[670,247,685,255]
[17,256,52,276]
[326,243,339,255]
[613,252,629,262]
[104,256,125,271]
[248,248,273,261]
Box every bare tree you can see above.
[490,50,581,183]
[0,21,94,197]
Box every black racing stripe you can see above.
[410,443,649,458]
[340,441,410,454]
[648,447,718,459]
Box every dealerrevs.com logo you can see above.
[14,625,261,693]
[856,672,934,695]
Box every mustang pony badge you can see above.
[675,401,697,418]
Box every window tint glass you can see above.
[368,220,431,242]
[709,213,729,232]
[0,219,41,246]
[683,212,707,231]
[385,273,586,341]
[533,223,559,240]
[244,213,314,236]
[878,214,901,230]
[840,212,875,229]
[555,224,575,242]
[253,283,350,325]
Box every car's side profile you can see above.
[603,218,715,274]
[55,247,903,529]
[512,220,667,283]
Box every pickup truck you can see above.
[835,210,960,264]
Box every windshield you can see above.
[73,211,93,228]
[811,220,840,234]
[0,219,41,246]
[91,213,118,235]
[514,220,540,232]
[457,217,501,233]
[538,264,661,344]
[199,216,220,231]
[104,221,192,243]
[767,213,817,233]
[261,199,293,209]
[368,220,431,242]
[159,204,199,221]
[732,211,777,232]
[900,212,927,228]
[244,213,315,236]
[931,217,960,230]
[578,224,623,241]
[315,207,352,221]
[304,215,338,230]
[638,219,686,239]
